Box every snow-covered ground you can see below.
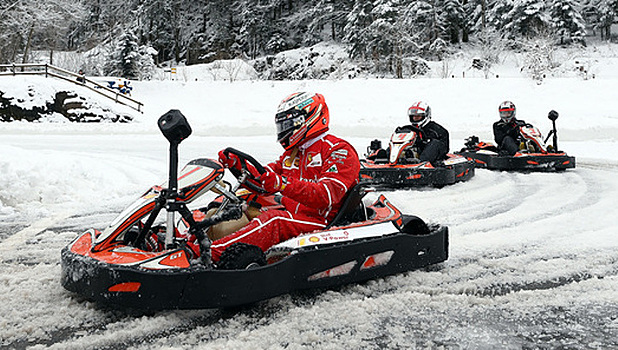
[1,45,618,349]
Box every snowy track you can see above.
[1,133,617,349]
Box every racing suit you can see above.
[493,118,527,155]
[210,133,360,262]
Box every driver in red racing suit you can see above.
[212,92,360,263]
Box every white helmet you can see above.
[498,101,516,123]
[408,101,431,128]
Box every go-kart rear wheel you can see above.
[217,243,267,270]
[400,215,430,235]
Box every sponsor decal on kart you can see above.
[275,221,396,250]
[307,260,357,281]
[360,250,395,270]
[443,156,469,165]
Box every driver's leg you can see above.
[500,136,519,155]
[210,210,325,262]
[205,207,250,241]
[419,139,447,164]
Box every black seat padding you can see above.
[326,184,369,229]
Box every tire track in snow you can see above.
[385,164,618,301]
[2,162,618,349]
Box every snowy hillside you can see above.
[0,45,617,349]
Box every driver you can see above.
[367,101,449,165]
[212,92,360,263]
[494,101,528,155]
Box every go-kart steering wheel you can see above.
[222,147,267,194]
[409,125,424,135]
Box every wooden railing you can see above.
[0,63,143,113]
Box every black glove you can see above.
[548,110,559,121]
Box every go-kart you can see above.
[360,127,474,189]
[457,111,575,171]
[60,110,449,310]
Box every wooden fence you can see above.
[0,63,143,113]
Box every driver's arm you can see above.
[493,122,506,145]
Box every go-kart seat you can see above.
[325,184,370,229]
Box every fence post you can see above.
[12,63,15,76]
[45,64,48,78]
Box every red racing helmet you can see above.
[275,92,330,150]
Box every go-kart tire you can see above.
[400,215,430,235]
[217,243,267,270]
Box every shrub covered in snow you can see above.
[252,43,361,80]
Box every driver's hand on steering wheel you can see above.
[218,150,240,169]
[259,171,287,193]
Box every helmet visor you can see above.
[410,113,425,122]
[408,106,427,121]
[408,112,426,126]
[276,109,306,146]
[499,109,514,122]
[276,109,305,134]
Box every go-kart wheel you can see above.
[217,243,266,270]
[399,215,430,236]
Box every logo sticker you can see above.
[326,165,338,173]
[283,155,300,169]
[307,153,322,167]
[332,149,348,158]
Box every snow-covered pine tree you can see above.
[487,0,515,33]
[138,0,180,64]
[365,0,401,74]
[106,31,140,79]
[549,0,587,45]
[403,0,446,59]
[305,0,354,42]
[502,0,551,39]
[587,0,617,40]
[0,0,87,65]
[465,0,489,33]
[442,0,466,44]
[195,0,237,61]
[343,0,374,61]
[235,0,269,59]
[136,45,157,80]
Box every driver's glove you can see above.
[218,150,240,169]
[259,171,287,193]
